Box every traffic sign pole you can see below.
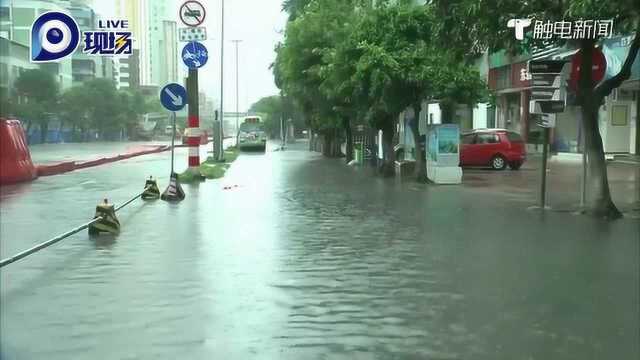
[186,68,200,168]
[159,83,187,202]
[540,126,550,209]
[528,59,568,211]
[171,111,176,175]
[218,0,225,161]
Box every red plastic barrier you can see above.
[36,144,170,177]
[0,119,38,185]
[36,161,76,177]
[75,158,111,169]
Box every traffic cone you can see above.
[161,172,185,202]
[141,176,160,200]
[89,199,121,235]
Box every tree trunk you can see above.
[582,100,621,218]
[333,128,342,157]
[579,41,622,219]
[343,117,354,163]
[411,104,426,181]
[57,120,64,143]
[39,121,48,144]
[322,132,331,157]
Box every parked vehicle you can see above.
[460,129,526,170]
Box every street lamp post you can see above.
[217,0,225,161]
[232,40,242,135]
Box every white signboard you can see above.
[179,27,207,42]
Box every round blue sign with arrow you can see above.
[182,41,208,69]
[160,83,187,112]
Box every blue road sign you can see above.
[182,41,208,69]
[160,83,187,112]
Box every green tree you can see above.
[249,95,283,138]
[13,69,59,143]
[275,0,354,157]
[78,79,147,139]
[315,1,362,162]
[250,95,305,139]
[431,0,639,218]
[118,88,148,137]
[59,86,89,141]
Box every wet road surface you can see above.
[1,141,638,359]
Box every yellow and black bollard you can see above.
[88,199,121,235]
[141,176,160,200]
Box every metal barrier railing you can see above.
[0,188,149,269]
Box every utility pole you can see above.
[217,0,225,161]
[232,40,242,136]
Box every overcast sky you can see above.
[94,0,287,112]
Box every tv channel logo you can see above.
[507,18,533,40]
[31,12,80,62]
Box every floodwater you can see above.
[1,141,638,359]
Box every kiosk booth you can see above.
[426,124,463,184]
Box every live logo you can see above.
[98,20,129,29]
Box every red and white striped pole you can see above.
[186,68,200,168]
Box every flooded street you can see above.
[1,141,638,360]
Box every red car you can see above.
[460,129,526,170]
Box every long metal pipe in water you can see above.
[0,219,100,268]
[0,188,149,268]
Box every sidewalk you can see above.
[612,154,640,166]
[461,155,640,217]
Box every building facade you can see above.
[116,0,178,87]
[487,37,639,155]
[0,37,38,104]
[114,49,141,89]
[0,0,74,90]
[115,0,148,87]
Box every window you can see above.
[0,6,10,21]
[0,63,8,85]
[461,134,475,145]
[496,66,510,89]
[477,133,499,144]
[240,123,264,132]
[611,105,628,126]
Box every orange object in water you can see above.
[0,119,37,185]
